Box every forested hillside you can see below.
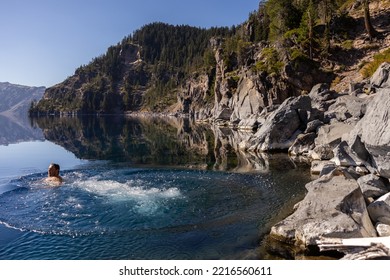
[30,0,390,117]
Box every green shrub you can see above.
[361,48,390,78]
[290,49,307,61]
[253,47,284,75]
[341,40,354,50]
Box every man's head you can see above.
[48,163,60,177]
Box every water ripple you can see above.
[0,165,309,259]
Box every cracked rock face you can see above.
[348,88,390,178]
[245,95,312,152]
[370,62,390,89]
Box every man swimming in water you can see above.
[45,163,63,185]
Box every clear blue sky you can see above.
[0,0,260,87]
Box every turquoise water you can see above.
[0,116,310,259]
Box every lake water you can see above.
[0,115,311,259]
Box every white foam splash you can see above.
[73,178,181,201]
[72,178,182,216]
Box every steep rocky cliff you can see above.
[31,1,389,134]
[31,23,334,121]
[206,41,333,128]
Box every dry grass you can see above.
[360,47,390,78]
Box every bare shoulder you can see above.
[44,176,63,186]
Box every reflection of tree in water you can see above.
[31,116,215,166]
[31,116,309,172]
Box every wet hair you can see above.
[50,163,60,171]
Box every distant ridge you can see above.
[0,82,45,117]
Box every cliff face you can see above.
[176,41,334,128]
[31,2,388,127]
[31,22,335,121]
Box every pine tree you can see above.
[266,0,302,41]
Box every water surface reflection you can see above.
[0,115,312,259]
[31,115,308,173]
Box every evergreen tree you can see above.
[266,0,302,41]
[306,0,317,59]
[317,0,339,54]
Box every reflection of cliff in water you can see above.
[0,114,44,146]
[32,116,307,172]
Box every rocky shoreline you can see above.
[120,63,390,259]
[245,62,390,259]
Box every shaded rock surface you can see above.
[315,123,354,148]
[367,193,390,225]
[288,133,316,157]
[349,87,390,178]
[325,94,370,122]
[244,95,311,152]
[304,119,323,134]
[357,174,390,200]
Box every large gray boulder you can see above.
[270,171,377,249]
[370,62,390,89]
[288,132,316,157]
[309,83,339,111]
[311,144,335,160]
[357,174,390,200]
[331,141,363,167]
[311,122,354,160]
[230,75,268,122]
[245,95,311,152]
[304,119,323,134]
[367,193,390,225]
[348,88,390,178]
[325,94,371,122]
[315,122,354,148]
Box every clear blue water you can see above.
[0,116,310,259]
